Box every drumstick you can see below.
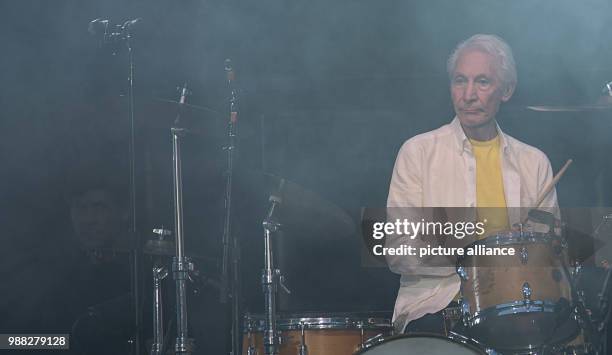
[521,159,572,225]
[534,159,572,209]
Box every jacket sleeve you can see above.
[385,140,455,277]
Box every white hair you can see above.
[447,34,517,89]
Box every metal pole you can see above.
[151,265,167,355]
[262,227,278,355]
[220,59,241,355]
[261,191,286,355]
[125,27,142,355]
[172,127,194,354]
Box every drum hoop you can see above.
[448,331,492,351]
[466,232,563,248]
[243,313,392,331]
[465,300,557,327]
[355,333,486,354]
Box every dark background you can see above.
[1,0,612,353]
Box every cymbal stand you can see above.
[172,85,195,354]
[261,187,290,355]
[596,268,612,355]
[151,264,168,355]
[149,228,172,355]
[562,258,602,354]
[593,214,612,354]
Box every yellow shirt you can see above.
[470,135,509,237]
[453,135,510,302]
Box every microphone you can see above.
[224,59,238,124]
[179,83,189,105]
[88,18,109,36]
[87,18,143,42]
[224,59,235,83]
[122,18,142,29]
[602,81,612,96]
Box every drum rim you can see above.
[243,312,392,331]
[355,332,487,354]
[464,299,558,327]
[464,231,563,248]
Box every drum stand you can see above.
[261,186,290,355]
[596,268,612,355]
[151,263,168,355]
[569,214,612,355]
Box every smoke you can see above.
[2,0,612,343]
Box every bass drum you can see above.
[355,333,486,355]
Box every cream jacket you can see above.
[386,117,559,332]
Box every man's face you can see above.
[450,49,514,128]
[70,189,120,249]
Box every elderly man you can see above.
[385,34,559,334]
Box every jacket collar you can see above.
[449,116,510,155]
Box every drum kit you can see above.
[82,21,612,354]
[126,85,612,355]
[147,85,612,355]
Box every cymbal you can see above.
[236,171,356,239]
[527,104,612,113]
[527,96,612,113]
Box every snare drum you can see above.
[456,231,578,351]
[242,312,392,355]
[355,333,487,355]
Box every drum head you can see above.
[454,311,579,351]
[357,333,485,355]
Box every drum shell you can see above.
[457,232,578,350]
[460,237,571,315]
[243,329,386,355]
[242,313,391,355]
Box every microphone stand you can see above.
[219,59,241,355]
[87,17,143,355]
[125,23,143,355]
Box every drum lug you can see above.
[358,321,365,349]
[522,282,532,306]
[520,246,528,264]
[246,345,257,355]
[246,330,257,355]
[456,266,468,281]
[298,321,308,355]
[572,263,583,278]
[459,298,471,326]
